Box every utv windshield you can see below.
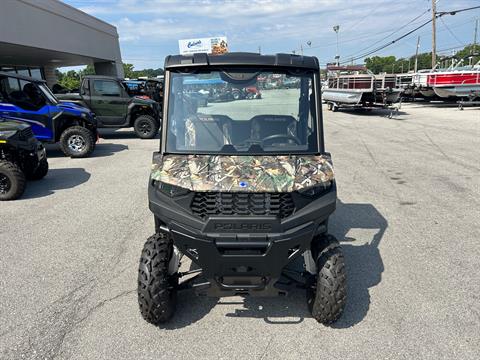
[166,69,318,154]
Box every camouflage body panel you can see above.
[151,154,334,192]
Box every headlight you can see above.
[0,130,17,138]
[298,181,333,197]
[155,181,190,197]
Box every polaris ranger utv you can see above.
[0,117,48,200]
[138,53,346,325]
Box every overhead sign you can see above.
[178,37,228,55]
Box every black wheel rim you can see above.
[0,173,11,194]
[139,121,152,135]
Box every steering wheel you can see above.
[261,134,301,146]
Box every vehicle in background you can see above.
[0,72,97,158]
[282,77,301,89]
[232,86,262,100]
[184,91,209,107]
[57,75,161,139]
[428,61,480,99]
[0,118,48,200]
[123,78,164,104]
[323,65,401,113]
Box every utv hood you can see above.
[58,102,92,114]
[151,154,334,192]
[0,119,30,132]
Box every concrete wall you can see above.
[0,0,124,77]
[43,64,58,87]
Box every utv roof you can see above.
[164,52,319,70]
[0,71,46,83]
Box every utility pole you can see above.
[414,36,420,72]
[473,19,478,55]
[258,46,261,54]
[432,0,437,68]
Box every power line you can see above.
[340,18,433,64]
[342,7,431,60]
[440,17,465,46]
[338,4,480,64]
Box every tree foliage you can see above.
[364,44,479,74]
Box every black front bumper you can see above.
[148,183,336,297]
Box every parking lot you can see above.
[1,103,479,359]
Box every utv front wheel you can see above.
[59,126,95,158]
[138,232,178,325]
[0,161,26,201]
[26,159,49,180]
[134,115,159,139]
[307,235,347,325]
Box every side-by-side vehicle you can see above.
[0,72,97,158]
[137,53,347,326]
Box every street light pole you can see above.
[333,25,340,65]
[415,36,420,72]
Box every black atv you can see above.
[0,118,48,200]
[138,53,346,325]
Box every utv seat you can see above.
[250,115,297,140]
[23,83,45,109]
[184,115,232,150]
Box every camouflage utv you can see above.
[138,53,346,325]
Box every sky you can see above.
[63,0,480,70]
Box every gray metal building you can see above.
[0,0,124,86]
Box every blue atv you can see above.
[0,72,97,158]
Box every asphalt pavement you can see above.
[0,102,479,359]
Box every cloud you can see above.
[67,0,478,68]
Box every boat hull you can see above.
[419,88,436,98]
[380,90,402,104]
[433,85,480,98]
[322,89,363,104]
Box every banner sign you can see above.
[178,37,228,55]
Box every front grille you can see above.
[20,127,34,140]
[191,192,295,219]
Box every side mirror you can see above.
[152,151,162,165]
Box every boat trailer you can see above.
[326,97,402,119]
[457,92,480,110]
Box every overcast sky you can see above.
[64,0,479,70]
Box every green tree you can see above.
[123,63,137,78]
[122,63,164,79]
[362,44,480,74]
[364,56,396,73]
[57,70,80,90]
[79,65,95,77]
[453,44,480,64]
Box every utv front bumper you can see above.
[148,183,336,297]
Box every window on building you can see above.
[29,68,43,80]
[0,66,16,73]
[16,67,30,77]
[0,66,45,80]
